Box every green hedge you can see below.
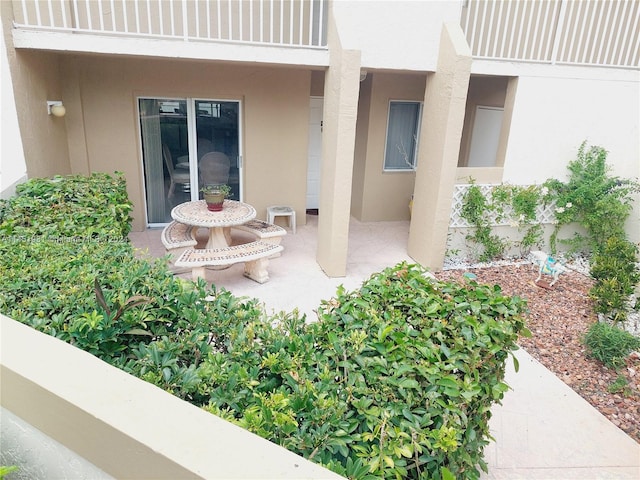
[0,172,132,239]
[0,173,529,479]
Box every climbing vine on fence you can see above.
[459,181,545,262]
[457,141,640,327]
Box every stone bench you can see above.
[174,241,284,284]
[161,221,197,263]
[233,219,287,244]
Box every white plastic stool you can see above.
[267,206,296,234]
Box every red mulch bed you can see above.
[435,263,640,443]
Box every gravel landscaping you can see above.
[435,260,640,444]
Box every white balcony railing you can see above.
[12,0,327,49]
[13,1,638,68]
[461,0,639,69]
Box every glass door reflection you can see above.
[140,98,241,225]
[194,100,241,201]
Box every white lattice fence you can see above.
[450,184,557,228]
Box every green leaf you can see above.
[394,444,413,458]
[441,466,456,480]
[398,378,420,389]
[520,327,532,338]
[437,376,458,389]
[94,278,110,316]
[125,328,153,336]
[512,354,520,373]
[123,295,153,308]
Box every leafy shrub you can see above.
[583,322,640,370]
[309,265,529,478]
[543,142,640,323]
[0,173,142,361]
[0,174,264,396]
[589,236,640,322]
[543,142,639,255]
[0,174,530,479]
[0,172,133,239]
[201,263,529,479]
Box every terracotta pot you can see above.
[204,192,225,211]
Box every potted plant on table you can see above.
[201,184,231,211]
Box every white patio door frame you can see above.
[139,97,243,227]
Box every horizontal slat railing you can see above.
[12,0,327,49]
[461,0,639,69]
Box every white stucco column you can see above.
[316,14,361,277]
[408,23,472,270]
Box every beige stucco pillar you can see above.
[316,17,361,277]
[408,23,471,271]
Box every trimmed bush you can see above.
[0,172,132,239]
[307,265,528,478]
[0,174,529,479]
[589,236,640,323]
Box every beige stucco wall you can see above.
[13,51,71,178]
[310,70,326,97]
[57,55,311,231]
[455,76,518,185]
[1,0,67,177]
[1,42,70,181]
[351,72,425,222]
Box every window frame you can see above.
[383,100,423,172]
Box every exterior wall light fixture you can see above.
[47,101,66,117]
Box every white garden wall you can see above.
[503,69,639,185]
[495,65,639,243]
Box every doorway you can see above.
[306,97,323,210]
[139,98,242,225]
[467,106,504,167]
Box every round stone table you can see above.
[171,200,256,249]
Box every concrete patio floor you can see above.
[129,213,640,479]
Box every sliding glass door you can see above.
[139,98,241,225]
